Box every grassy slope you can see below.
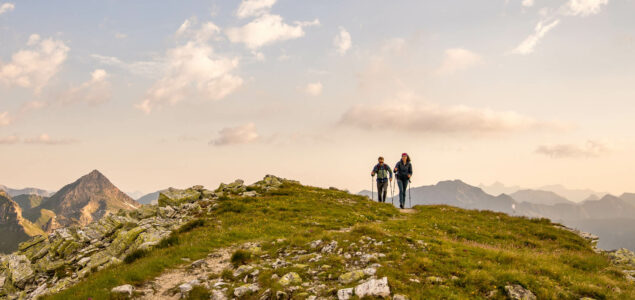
[44,183,634,300]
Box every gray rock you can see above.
[321,241,338,253]
[234,283,260,298]
[190,259,207,269]
[179,283,193,295]
[393,294,408,300]
[363,267,377,276]
[354,277,391,298]
[211,289,228,300]
[504,284,537,300]
[7,254,34,288]
[278,272,302,286]
[111,284,135,295]
[337,288,354,300]
[242,191,258,197]
[309,240,322,249]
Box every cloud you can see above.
[236,0,277,19]
[23,134,77,145]
[91,54,164,77]
[57,69,112,105]
[0,34,69,93]
[209,122,259,146]
[304,82,323,96]
[564,0,609,16]
[0,2,14,15]
[137,22,243,114]
[0,135,19,145]
[512,19,560,55]
[535,140,610,158]
[339,101,566,134]
[0,111,11,126]
[522,0,535,7]
[435,48,483,75]
[226,14,319,49]
[512,0,609,55]
[334,27,352,55]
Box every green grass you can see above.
[230,249,252,267]
[42,183,635,300]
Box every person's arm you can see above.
[388,165,393,180]
[371,165,377,176]
[408,163,413,178]
[394,163,398,173]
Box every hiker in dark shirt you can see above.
[394,153,413,209]
[371,156,393,203]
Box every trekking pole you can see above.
[390,180,394,206]
[408,179,412,208]
[371,175,374,202]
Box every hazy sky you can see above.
[1,0,634,196]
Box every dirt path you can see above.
[399,209,416,214]
[138,248,233,300]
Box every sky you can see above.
[1,0,634,197]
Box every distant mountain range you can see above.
[136,190,165,205]
[0,185,53,198]
[360,180,635,251]
[479,182,605,202]
[0,170,140,253]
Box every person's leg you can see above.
[397,179,405,208]
[376,181,384,202]
[381,182,388,203]
[402,180,409,207]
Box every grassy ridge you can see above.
[43,183,634,300]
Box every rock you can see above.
[0,275,5,290]
[179,283,193,295]
[363,267,377,276]
[158,187,201,207]
[337,288,354,300]
[111,284,135,295]
[339,270,366,284]
[276,290,289,300]
[354,277,391,298]
[426,276,444,284]
[278,272,302,286]
[504,284,537,300]
[234,283,260,298]
[309,240,322,249]
[394,294,408,300]
[321,241,338,253]
[211,289,228,300]
[242,191,258,197]
[7,254,34,288]
[234,265,253,277]
[190,259,207,269]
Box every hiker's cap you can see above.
[402,153,408,156]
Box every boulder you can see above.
[337,288,354,300]
[234,283,260,298]
[394,294,408,300]
[339,270,366,284]
[354,277,391,298]
[158,187,201,207]
[7,254,34,288]
[321,241,338,253]
[504,284,537,300]
[278,272,302,286]
[211,289,228,300]
[111,284,134,295]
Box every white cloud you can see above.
[512,19,560,55]
[0,111,11,126]
[435,48,483,75]
[58,69,112,105]
[210,122,259,146]
[24,134,77,145]
[304,82,323,96]
[0,135,19,145]
[236,0,277,19]
[137,22,243,114]
[226,14,319,49]
[522,0,535,7]
[176,18,221,43]
[91,54,164,77]
[333,27,352,55]
[0,34,69,93]
[564,0,609,16]
[0,2,14,15]
[340,101,566,134]
[536,140,610,158]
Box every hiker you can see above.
[371,156,393,203]
[394,153,413,209]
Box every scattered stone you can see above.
[7,254,34,288]
[310,240,322,249]
[426,276,444,284]
[111,284,134,295]
[394,294,409,300]
[339,270,366,284]
[234,265,253,277]
[321,241,338,253]
[354,277,391,298]
[234,283,260,298]
[276,290,289,300]
[179,283,193,295]
[504,284,537,300]
[278,272,302,286]
[211,289,228,300]
[190,259,207,268]
[363,267,377,276]
[337,288,354,300]
[242,191,258,197]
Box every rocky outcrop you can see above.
[504,284,537,300]
[0,176,290,299]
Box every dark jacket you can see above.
[394,161,412,181]
[372,164,393,182]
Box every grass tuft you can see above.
[230,249,252,267]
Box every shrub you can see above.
[157,235,180,249]
[185,286,211,300]
[176,219,205,234]
[221,268,234,281]
[230,249,252,267]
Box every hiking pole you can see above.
[408,179,412,208]
[390,180,394,206]
[371,175,374,202]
